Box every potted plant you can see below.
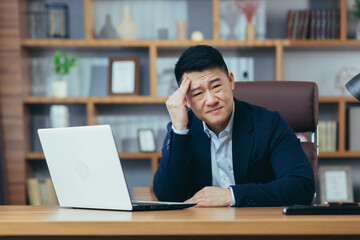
[351,0,360,39]
[51,51,77,98]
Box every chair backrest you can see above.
[233,81,319,199]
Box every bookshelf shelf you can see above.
[21,39,360,48]
[24,96,357,105]
[284,40,360,47]
[319,152,360,158]
[23,97,167,104]
[319,96,359,103]
[23,97,89,104]
[21,39,280,48]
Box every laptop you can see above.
[38,125,196,211]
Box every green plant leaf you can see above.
[352,0,360,17]
[51,51,78,77]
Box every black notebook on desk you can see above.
[283,205,360,215]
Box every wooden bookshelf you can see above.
[1,0,360,205]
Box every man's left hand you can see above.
[185,186,231,207]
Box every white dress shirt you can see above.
[172,104,236,206]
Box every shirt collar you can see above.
[203,102,235,139]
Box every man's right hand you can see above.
[166,77,191,131]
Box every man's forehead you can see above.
[186,69,224,84]
[185,69,217,80]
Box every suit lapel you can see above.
[232,99,255,184]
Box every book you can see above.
[27,178,41,205]
[326,10,332,39]
[237,57,246,82]
[238,57,254,82]
[292,10,300,39]
[321,10,326,39]
[301,10,310,39]
[38,178,51,205]
[286,10,294,39]
[335,10,340,39]
[224,57,254,82]
[310,10,316,39]
[316,10,321,39]
[349,107,360,151]
[318,120,337,152]
[327,121,337,152]
[297,11,305,39]
[46,178,59,205]
[318,121,325,152]
[230,57,239,83]
[247,58,254,82]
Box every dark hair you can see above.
[174,45,229,85]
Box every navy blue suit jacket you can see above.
[153,99,315,207]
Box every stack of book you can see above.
[318,121,337,152]
[27,178,58,205]
[286,9,340,39]
[223,57,254,82]
[132,187,154,201]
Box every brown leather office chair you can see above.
[233,81,318,202]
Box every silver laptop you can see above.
[38,125,196,211]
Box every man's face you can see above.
[184,67,235,134]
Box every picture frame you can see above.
[45,3,69,38]
[108,57,140,95]
[319,166,354,203]
[138,129,156,152]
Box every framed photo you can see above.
[138,129,156,152]
[108,57,140,95]
[319,166,354,203]
[45,3,69,38]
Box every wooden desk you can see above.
[0,206,360,240]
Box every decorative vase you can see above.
[52,80,68,98]
[99,14,117,39]
[117,5,137,40]
[246,21,255,41]
[176,20,187,40]
[49,105,70,128]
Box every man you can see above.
[153,45,314,207]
